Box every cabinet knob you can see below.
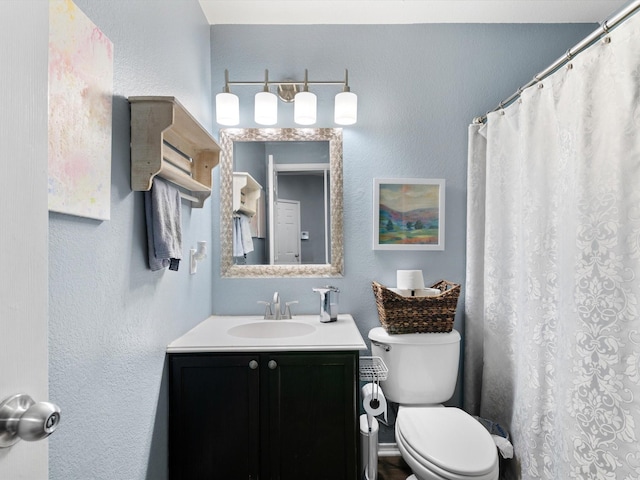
[268,360,278,370]
[249,360,258,370]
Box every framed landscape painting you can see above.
[373,178,445,250]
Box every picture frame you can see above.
[373,178,445,250]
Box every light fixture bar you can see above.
[223,71,350,89]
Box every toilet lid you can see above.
[397,408,497,477]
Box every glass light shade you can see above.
[254,91,278,125]
[334,91,358,125]
[294,91,317,125]
[216,92,239,126]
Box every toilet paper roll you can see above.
[413,288,441,297]
[396,270,425,290]
[362,383,387,422]
[390,287,440,297]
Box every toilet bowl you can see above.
[395,407,499,480]
[368,327,499,480]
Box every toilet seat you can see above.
[396,407,499,480]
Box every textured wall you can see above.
[48,1,213,479]
[209,23,596,409]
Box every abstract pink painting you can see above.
[48,0,113,220]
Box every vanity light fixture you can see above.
[294,69,317,125]
[215,70,239,126]
[254,70,278,125]
[334,70,358,125]
[215,69,357,126]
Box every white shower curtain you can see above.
[465,11,640,480]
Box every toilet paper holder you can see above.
[359,356,388,420]
[359,357,388,480]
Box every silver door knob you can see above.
[0,394,61,448]
[249,360,259,370]
[268,360,278,370]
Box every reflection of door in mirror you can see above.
[276,169,330,264]
[275,199,300,264]
[234,141,330,266]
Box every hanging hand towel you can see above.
[145,178,182,271]
[233,213,254,257]
[239,213,254,255]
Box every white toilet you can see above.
[369,327,499,480]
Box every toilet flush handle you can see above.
[372,341,391,352]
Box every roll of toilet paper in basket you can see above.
[396,270,425,290]
[362,383,387,422]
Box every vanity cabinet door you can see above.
[169,354,260,480]
[265,352,359,480]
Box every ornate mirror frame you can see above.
[220,128,344,278]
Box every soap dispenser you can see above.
[312,286,340,323]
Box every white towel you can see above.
[145,178,182,271]
[233,216,243,257]
[233,213,254,257]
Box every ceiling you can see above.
[199,0,629,25]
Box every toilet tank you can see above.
[368,327,461,405]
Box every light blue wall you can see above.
[209,23,595,407]
[48,1,213,479]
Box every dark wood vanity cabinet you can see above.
[169,351,359,480]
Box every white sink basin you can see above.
[227,321,316,338]
[167,314,367,352]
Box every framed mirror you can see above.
[220,128,344,278]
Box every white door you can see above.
[275,200,301,265]
[0,1,50,478]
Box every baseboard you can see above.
[378,442,401,456]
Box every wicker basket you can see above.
[372,280,460,334]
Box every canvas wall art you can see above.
[48,0,113,220]
[373,178,445,250]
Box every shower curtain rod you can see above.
[473,0,640,124]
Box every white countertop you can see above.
[167,314,367,353]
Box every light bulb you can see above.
[215,92,239,126]
[294,91,317,125]
[254,91,278,125]
[334,91,357,125]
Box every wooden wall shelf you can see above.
[129,96,220,208]
[233,172,262,217]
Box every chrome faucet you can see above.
[272,292,281,319]
[312,286,340,323]
[258,292,297,320]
